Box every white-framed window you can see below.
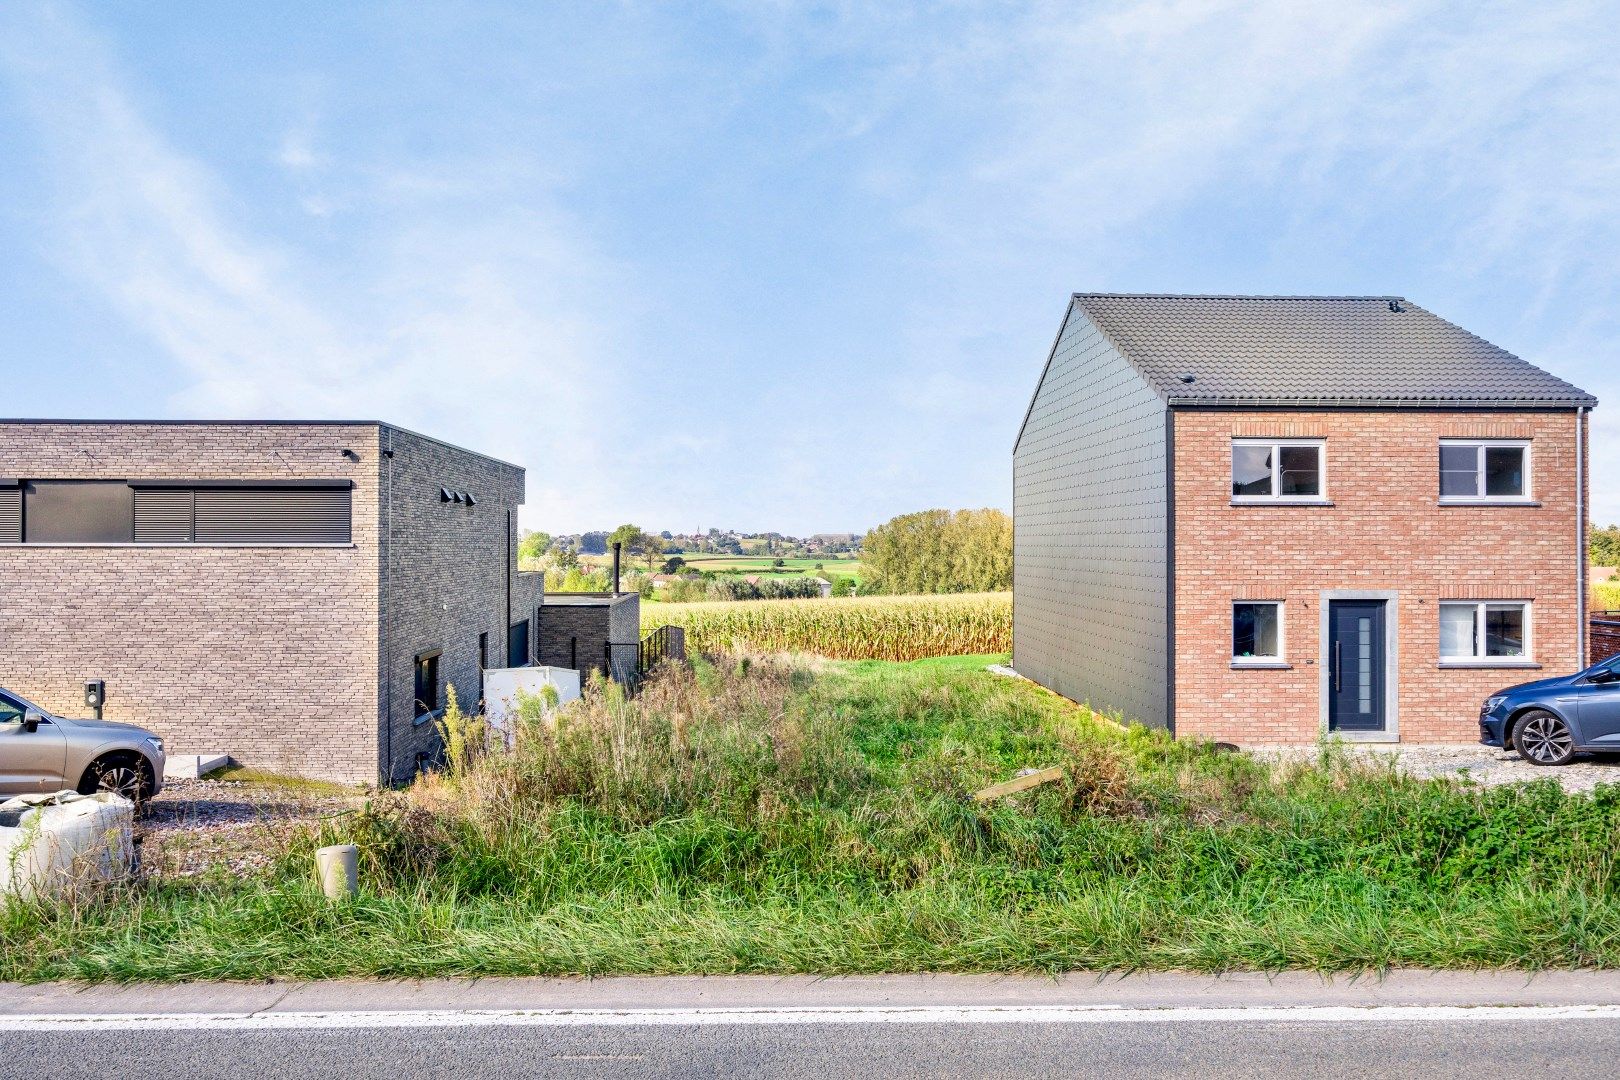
[1438,440,1531,502]
[1232,601,1285,664]
[1231,439,1326,502]
[1439,601,1532,663]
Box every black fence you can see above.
[604,625,687,688]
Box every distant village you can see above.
[546,528,862,559]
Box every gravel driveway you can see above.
[138,777,366,878]
[1251,743,1620,793]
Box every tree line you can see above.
[861,508,1011,594]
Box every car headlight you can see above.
[144,736,164,756]
[1484,697,1506,711]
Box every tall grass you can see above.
[646,592,1011,660]
[1593,580,1620,612]
[5,654,1620,980]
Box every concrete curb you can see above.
[6,970,1620,1018]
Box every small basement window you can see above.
[1232,601,1284,665]
[1440,601,1531,663]
[1231,440,1325,502]
[1439,441,1530,502]
[414,650,442,719]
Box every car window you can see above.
[0,692,26,724]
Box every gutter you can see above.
[1165,396,1599,409]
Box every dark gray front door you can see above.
[1328,600,1387,733]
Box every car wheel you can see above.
[78,753,154,804]
[1513,710,1577,766]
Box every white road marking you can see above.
[2,1003,1620,1032]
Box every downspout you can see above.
[382,430,395,785]
[506,509,513,665]
[1164,406,1176,737]
[1578,407,1589,665]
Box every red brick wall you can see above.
[1173,408,1585,744]
[1593,619,1620,666]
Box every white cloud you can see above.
[278,130,320,172]
[799,0,1620,520]
[0,2,625,530]
[3,0,1617,533]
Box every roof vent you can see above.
[1178,373,1196,384]
[439,487,453,502]
[1388,300,1404,312]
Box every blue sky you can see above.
[1,2,1616,534]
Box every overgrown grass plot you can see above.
[4,654,1619,980]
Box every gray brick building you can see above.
[0,420,542,783]
[537,592,641,682]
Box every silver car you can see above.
[0,687,166,802]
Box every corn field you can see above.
[643,592,1011,660]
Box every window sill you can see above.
[1231,661,1292,670]
[1229,500,1334,508]
[1437,500,1540,508]
[1438,661,1542,670]
[413,708,445,727]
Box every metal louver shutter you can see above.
[132,488,194,543]
[194,487,352,544]
[0,487,19,543]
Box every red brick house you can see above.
[1012,294,1596,743]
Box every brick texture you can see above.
[0,422,382,782]
[1172,408,1586,744]
[536,594,640,679]
[0,421,537,784]
[1592,619,1620,666]
[376,426,539,784]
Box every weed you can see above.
[6,654,1620,980]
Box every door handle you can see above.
[1334,640,1341,694]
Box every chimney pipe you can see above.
[612,542,622,596]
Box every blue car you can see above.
[1479,653,1620,765]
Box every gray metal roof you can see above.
[1070,294,1596,408]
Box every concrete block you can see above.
[166,754,231,780]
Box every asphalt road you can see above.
[7,1016,1619,1078]
[6,972,1620,1079]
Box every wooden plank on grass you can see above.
[973,766,1064,802]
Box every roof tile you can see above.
[1070,294,1595,407]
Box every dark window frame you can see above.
[508,619,531,668]
[0,478,354,545]
[477,632,489,705]
[414,649,443,721]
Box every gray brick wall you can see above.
[0,420,536,785]
[537,594,639,678]
[0,422,383,782]
[1012,303,1172,729]
[377,424,534,783]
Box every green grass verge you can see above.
[4,654,1619,981]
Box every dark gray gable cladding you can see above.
[1068,294,1595,409]
[1013,299,1170,729]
